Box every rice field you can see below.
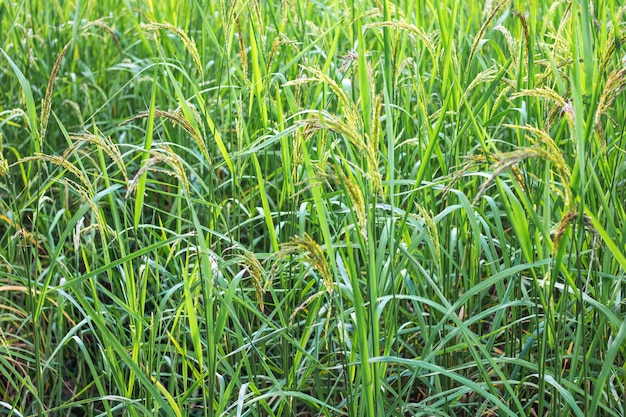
[0,0,625,416]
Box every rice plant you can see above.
[0,0,624,416]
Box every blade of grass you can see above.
[133,68,158,230]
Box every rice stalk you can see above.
[473,145,570,206]
[367,94,383,197]
[449,150,527,197]
[365,20,437,66]
[39,41,70,148]
[266,32,300,73]
[125,146,190,198]
[62,99,85,126]
[482,0,495,19]
[291,125,306,184]
[74,220,110,254]
[236,18,248,80]
[0,133,7,177]
[494,24,518,73]
[82,17,124,58]
[492,85,513,115]
[295,112,360,155]
[334,161,367,241]
[0,156,7,177]
[120,108,211,164]
[552,209,598,249]
[595,67,626,147]
[234,249,267,313]
[249,0,264,39]
[154,146,190,197]
[503,124,572,199]
[142,21,203,77]
[599,6,626,73]
[271,233,334,296]
[67,132,128,182]
[511,10,530,70]
[288,65,363,142]
[56,177,109,238]
[468,0,510,68]
[510,87,574,129]
[552,2,573,64]
[465,65,499,96]
[13,153,94,196]
[288,290,326,323]
[511,87,567,107]
[416,204,441,273]
[364,1,405,19]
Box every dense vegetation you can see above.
[1,0,625,416]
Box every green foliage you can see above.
[1,0,625,416]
